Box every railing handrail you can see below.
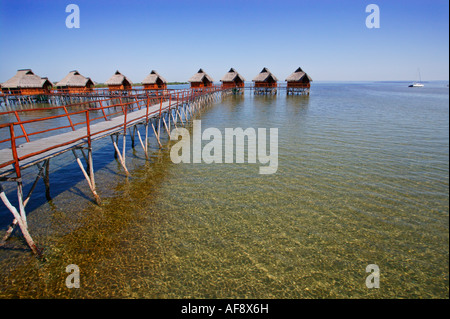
[0,87,224,172]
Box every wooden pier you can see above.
[0,83,310,111]
[0,86,225,255]
[0,68,313,255]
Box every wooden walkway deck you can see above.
[0,100,170,178]
[0,87,225,255]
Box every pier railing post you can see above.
[0,124,41,255]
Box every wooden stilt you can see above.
[110,135,130,175]
[144,123,149,156]
[180,105,188,122]
[113,134,119,158]
[87,148,100,204]
[44,159,51,202]
[122,131,127,168]
[162,115,171,138]
[176,108,184,125]
[80,148,90,174]
[0,183,40,256]
[72,149,101,204]
[129,126,136,149]
[167,112,171,133]
[170,110,178,130]
[151,119,162,148]
[136,125,148,158]
[158,117,162,139]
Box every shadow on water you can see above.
[0,125,157,231]
[0,145,178,297]
[220,93,245,110]
[285,94,310,110]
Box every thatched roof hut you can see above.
[220,68,246,88]
[142,70,167,89]
[1,69,53,95]
[252,67,278,87]
[188,69,214,88]
[56,70,95,92]
[285,67,312,88]
[105,70,133,90]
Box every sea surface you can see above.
[0,82,448,298]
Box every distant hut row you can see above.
[188,67,312,91]
[1,67,312,95]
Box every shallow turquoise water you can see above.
[0,82,448,298]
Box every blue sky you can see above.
[0,0,448,83]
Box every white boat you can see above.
[409,69,424,87]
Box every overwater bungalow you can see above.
[55,70,95,93]
[220,68,246,89]
[142,70,167,90]
[189,69,214,89]
[286,67,312,88]
[1,69,53,95]
[252,67,278,88]
[285,67,312,95]
[105,70,133,91]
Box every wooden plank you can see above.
[0,100,174,177]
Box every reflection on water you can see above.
[0,82,448,298]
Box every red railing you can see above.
[253,82,278,88]
[0,87,177,99]
[0,86,223,174]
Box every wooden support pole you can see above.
[151,119,162,148]
[0,159,45,244]
[0,183,40,256]
[87,148,100,205]
[72,149,102,203]
[145,123,149,156]
[170,110,178,130]
[167,112,171,133]
[176,108,184,125]
[44,158,51,202]
[162,115,171,138]
[122,131,127,168]
[182,104,188,121]
[113,134,119,158]
[80,148,90,174]
[110,135,130,175]
[136,125,148,158]
[129,126,136,149]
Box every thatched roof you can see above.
[285,67,312,82]
[188,68,214,83]
[220,68,246,82]
[105,70,133,86]
[252,67,278,82]
[56,70,94,87]
[142,70,167,84]
[1,69,54,88]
